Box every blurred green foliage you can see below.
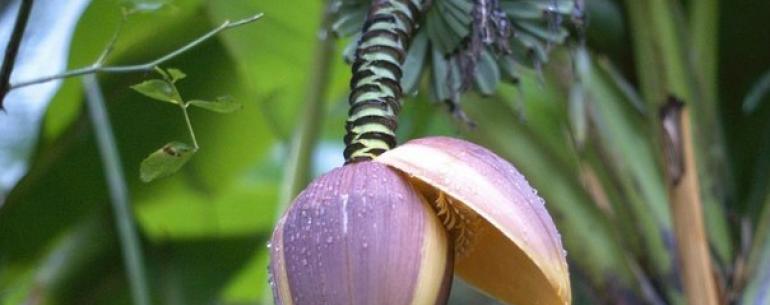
[1,0,770,305]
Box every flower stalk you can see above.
[344,0,425,162]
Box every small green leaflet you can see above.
[188,96,242,113]
[131,79,180,104]
[140,142,196,182]
[167,68,187,82]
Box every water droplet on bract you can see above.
[301,258,308,266]
[326,236,334,243]
[267,268,277,293]
[362,242,369,249]
[266,242,272,249]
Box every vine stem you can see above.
[82,74,151,305]
[4,13,263,94]
[0,0,34,110]
[180,104,199,150]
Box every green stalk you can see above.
[180,104,199,150]
[648,0,692,102]
[82,75,151,305]
[277,1,337,210]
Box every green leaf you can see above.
[331,6,366,37]
[426,8,455,55]
[401,30,429,94]
[473,50,501,95]
[498,55,521,82]
[515,20,569,44]
[568,83,587,147]
[501,0,574,20]
[130,79,180,104]
[167,68,187,82]
[188,96,242,113]
[431,46,450,101]
[140,142,196,182]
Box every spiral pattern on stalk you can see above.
[344,0,425,163]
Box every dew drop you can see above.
[317,29,329,40]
